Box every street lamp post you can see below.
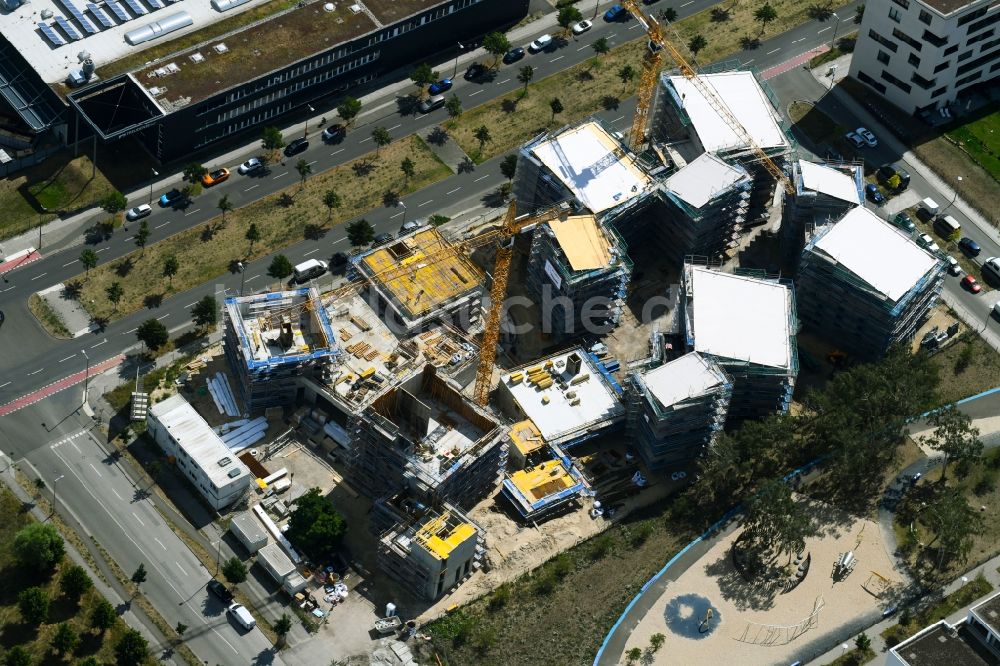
[147,168,159,206]
[829,12,843,49]
[399,201,407,230]
[944,176,963,213]
[303,104,315,139]
[237,261,247,297]
[52,474,65,517]
[81,349,90,407]
[452,42,465,78]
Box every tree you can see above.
[474,125,492,154]
[90,598,117,633]
[4,646,30,666]
[625,647,642,665]
[134,220,150,256]
[245,223,261,252]
[649,632,666,652]
[191,295,217,328]
[346,219,375,248]
[660,7,678,22]
[617,64,636,92]
[323,190,342,222]
[929,491,983,568]
[688,34,708,56]
[136,319,168,351]
[549,97,564,122]
[517,65,534,93]
[79,248,98,275]
[336,97,362,126]
[261,126,285,154]
[295,159,312,189]
[409,62,438,95]
[105,281,124,312]
[162,255,179,285]
[131,563,147,592]
[182,163,208,184]
[592,36,610,56]
[400,157,416,186]
[60,564,93,602]
[176,622,188,638]
[18,586,50,624]
[754,3,778,33]
[926,404,983,481]
[741,478,813,559]
[855,632,872,652]
[52,622,80,656]
[13,523,64,572]
[371,127,392,158]
[217,194,234,224]
[275,613,293,646]
[497,181,512,202]
[446,94,463,117]
[483,31,511,67]
[222,557,248,587]
[855,3,865,23]
[268,254,293,281]
[99,191,128,220]
[285,487,347,561]
[558,5,583,31]
[500,154,518,182]
[114,629,149,666]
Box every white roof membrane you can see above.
[641,352,727,409]
[664,153,748,209]
[798,160,860,204]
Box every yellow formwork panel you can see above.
[510,460,574,501]
[508,419,544,457]
[416,517,477,560]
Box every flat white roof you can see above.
[813,206,939,302]
[641,352,728,409]
[501,349,624,444]
[149,394,249,489]
[258,542,295,578]
[798,160,861,204]
[664,153,748,209]
[666,71,788,154]
[689,267,793,369]
[530,121,652,214]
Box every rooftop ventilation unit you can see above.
[189,51,204,63]
[211,0,251,11]
[124,11,192,45]
[349,3,360,13]
[148,85,167,96]
[213,42,228,54]
[40,8,54,18]
[323,2,334,10]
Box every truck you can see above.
[227,603,256,631]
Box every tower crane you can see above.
[620,0,793,194]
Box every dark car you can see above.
[464,62,488,80]
[865,183,884,205]
[876,164,911,191]
[604,4,627,20]
[959,237,982,256]
[502,47,525,64]
[428,78,453,95]
[284,137,309,156]
[373,232,394,247]
[322,124,346,142]
[890,212,915,233]
[207,580,233,604]
[159,188,185,207]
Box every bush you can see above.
[590,534,614,560]
[13,523,65,573]
[629,523,653,547]
[974,471,997,496]
[487,584,510,611]
[551,553,573,579]
[532,572,557,595]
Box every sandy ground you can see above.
[620,499,904,665]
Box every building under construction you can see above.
[223,288,337,412]
[501,422,588,521]
[625,352,732,470]
[681,262,798,426]
[345,364,507,509]
[782,159,864,267]
[524,213,632,341]
[797,206,944,358]
[351,227,485,335]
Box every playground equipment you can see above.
[736,596,826,645]
[863,570,893,598]
[832,551,857,580]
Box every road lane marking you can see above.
[767,48,781,54]
[418,200,433,207]
[498,78,511,84]
[154,538,166,550]
[123,237,133,242]
[246,274,260,282]
[388,124,401,131]
[90,339,107,348]
[818,26,831,33]
[360,136,373,143]
[154,221,170,229]
[469,90,484,96]
[551,55,564,62]
[578,45,590,51]
[474,175,490,182]
[306,160,318,166]
[112,488,123,500]
[792,38,806,43]
[0,381,10,389]
[272,172,289,178]
[89,463,103,478]
[628,23,642,30]
[62,260,76,267]
[70,441,80,454]
[331,148,345,156]
[332,237,347,245]
[132,511,145,526]
[27,368,43,376]
[124,328,137,334]
[681,1,693,6]
[96,247,109,253]
[304,248,319,255]
[175,561,189,577]
[244,184,260,192]
[30,272,47,280]
[390,211,404,219]
[59,354,77,363]
[185,301,198,307]
[184,209,201,216]
[156,313,170,321]
[446,187,461,195]
[742,59,755,65]
[612,115,625,123]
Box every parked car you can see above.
[961,274,982,293]
[845,131,865,149]
[864,183,884,205]
[238,157,263,174]
[464,62,488,80]
[418,95,446,113]
[373,232,394,246]
[959,237,981,256]
[201,168,230,187]
[159,188,185,207]
[572,20,593,34]
[428,78,453,95]
[604,4,627,20]
[945,255,961,276]
[917,233,940,253]
[856,127,878,147]
[400,219,423,234]
[207,579,233,604]
[528,34,553,52]
[227,603,256,632]
[322,124,346,142]
[502,47,526,64]
[891,212,915,233]
[284,137,309,156]
[125,204,152,221]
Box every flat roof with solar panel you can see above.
[147,0,166,10]
[37,22,67,47]
[105,1,130,22]
[59,0,99,33]
[54,16,82,40]
[86,4,115,28]
[121,0,147,16]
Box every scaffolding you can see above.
[501,440,588,521]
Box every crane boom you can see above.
[621,0,793,194]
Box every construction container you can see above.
[230,512,268,554]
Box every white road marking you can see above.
[767,48,781,54]
[62,260,76,267]
[112,488,123,500]
[498,78,511,84]
[154,538,167,550]
[96,247,109,253]
[30,272,47,280]
[185,301,198,308]
[132,511,144,526]
[70,441,80,454]
[156,313,170,321]
[474,175,490,182]
[792,38,806,43]
[818,26,832,33]
[628,23,642,30]
[390,211,404,219]
[612,115,625,123]
[184,209,201,216]
[681,1,693,6]
[360,137,373,143]
[124,328,137,334]
[578,45,590,51]
[306,160,318,166]
[332,237,347,245]
[742,59,755,65]
[446,187,461,195]
[27,368,43,376]
[154,221,170,229]
[304,248,320,256]
[469,90,484,96]
[89,462,103,478]
[551,55,565,62]
[246,274,261,282]
[90,339,107,348]
[244,184,260,192]
[175,561,189,577]
[123,237,133,242]
[59,354,77,363]
[331,149,345,156]
[0,381,11,389]
[418,200,433,207]
[388,124,401,131]
[273,172,289,178]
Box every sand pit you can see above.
[620,499,905,665]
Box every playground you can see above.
[619,498,905,665]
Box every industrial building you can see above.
[146,393,252,510]
[849,0,999,116]
[376,504,482,601]
[887,590,1000,666]
[351,228,485,335]
[223,287,336,413]
[524,212,632,341]
[681,263,798,426]
[782,159,864,266]
[0,0,527,165]
[625,352,732,471]
[797,206,944,358]
[495,348,625,449]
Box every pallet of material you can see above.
[339,328,353,341]
[364,349,380,361]
[350,315,371,332]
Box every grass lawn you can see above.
[0,485,157,665]
[105,353,195,412]
[423,509,688,666]
[827,646,876,666]
[447,0,850,163]
[71,136,450,323]
[881,572,993,647]
[27,293,72,339]
[947,110,1000,182]
[931,334,1000,405]
[809,33,857,68]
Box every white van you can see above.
[921,197,940,215]
[227,603,256,631]
[292,258,328,283]
[983,257,1000,283]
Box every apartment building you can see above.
[850,0,1000,114]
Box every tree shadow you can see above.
[808,3,835,20]
[352,162,375,178]
[710,7,730,21]
[740,36,761,50]
[279,192,295,207]
[84,221,114,244]
[143,293,163,309]
[200,225,216,242]
[48,594,81,624]
[77,631,103,657]
[63,280,83,300]
[382,190,400,207]
[601,95,620,111]
[115,258,134,277]
[304,224,326,241]
[457,157,475,174]
[702,544,779,612]
[576,70,594,82]
[395,94,420,117]
[90,316,108,333]
[501,98,518,114]
[426,126,450,146]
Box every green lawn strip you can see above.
[0,485,159,665]
[447,0,851,162]
[73,136,449,323]
[882,573,993,647]
[809,33,857,68]
[827,647,876,666]
[27,293,73,339]
[946,111,1000,182]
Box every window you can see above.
[889,7,901,22]
[933,60,950,73]
[918,9,932,25]
[944,44,958,55]
[921,29,947,47]
[892,27,922,51]
[982,37,1000,52]
[910,72,934,89]
[967,12,1000,35]
[955,71,983,88]
[908,53,921,66]
[958,49,973,62]
[890,0,909,7]
[956,46,1000,75]
[931,86,947,98]
[968,28,995,45]
[856,70,887,93]
[869,29,898,52]
[880,69,912,92]
[878,50,891,64]
[957,6,988,28]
